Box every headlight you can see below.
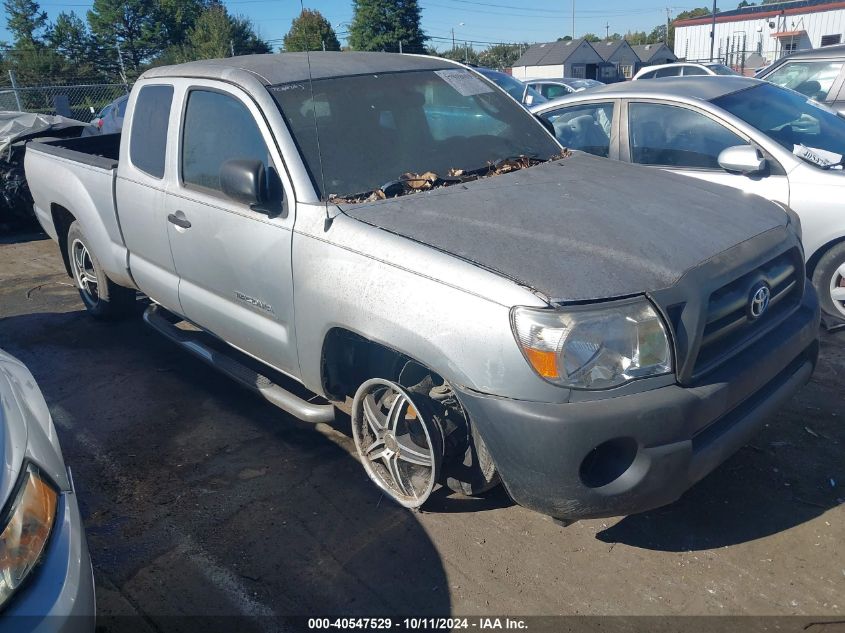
[0,463,58,608]
[511,297,673,389]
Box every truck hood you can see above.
[341,153,789,301]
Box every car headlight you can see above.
[511,297,673,389]
[0,463,58,608]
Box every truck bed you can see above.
[27,133,121,171]
[25,131,134,288]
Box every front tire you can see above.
[812,242,845,324]
[67,221,136,319]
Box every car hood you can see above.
[0,350,68,510]
[340,152,789,301]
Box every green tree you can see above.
[582,33,601,42]
[157,0,208,50]
[4,0,47,45]
[184,3,269,60]
[283,9,340,52]
[87,0,162,76]
[558,35,573,41]
[437,44,478,65]
[477,43,527,69]
[349,0,426,53]
[46,12,94,69]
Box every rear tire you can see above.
[66,221,136,319]
[812,242,845,324]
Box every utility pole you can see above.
[605,22,610,39]
[115,42,128,89]
[572,0,575,39]
[709,0,717,61]
[665,7,671,45]
[464,41,469,63]
[8,70,22,111]
[451,28,456,50]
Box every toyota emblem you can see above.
[748,283,771,320]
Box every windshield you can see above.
[712,83,845,169]
[706,64,738,76]
[269,69,561,199]
[477,69,547,104]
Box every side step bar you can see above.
[143,304,335,424]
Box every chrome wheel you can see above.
[351,378,442,508]
[70,238,99,304]
[831,261,845,318]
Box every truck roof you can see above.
[141,52,457,86]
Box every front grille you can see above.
[693,248,803,377]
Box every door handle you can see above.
[167,213,191,229]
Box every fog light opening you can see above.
[579,437,639,489]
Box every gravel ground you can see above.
[0,232,843,631]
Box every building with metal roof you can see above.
[673,0,845,70]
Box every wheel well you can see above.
[807,236,845,278]
[50,204,76,277]
[320,328,442,401]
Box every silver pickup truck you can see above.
[25,52,820,520]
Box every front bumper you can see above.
[456,283,820,520]
[4,490,96,633]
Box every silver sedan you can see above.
[0,349,95,631]
[531,76,845,325]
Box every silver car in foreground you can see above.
[0,350,95,631]
[531,76,845,325]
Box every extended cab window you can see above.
[129,85,173,178]
[181,90,270,193]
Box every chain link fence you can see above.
[1,73,130,122]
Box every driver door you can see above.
[622,100,790,205]
[164,80,299,377]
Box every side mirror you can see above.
[220,158,269,207]
[718,145,767,175]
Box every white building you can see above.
[674,0,845,69]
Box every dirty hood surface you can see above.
[340,152,788,301]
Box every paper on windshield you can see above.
[793,143,843,168]
[435,69,495,97]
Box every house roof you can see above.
[630,43,676,62]
[593,39,627,61]
[674,0,845,27]
[141,51,454,85]
[512,39,598,67]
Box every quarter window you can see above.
[129,85,173,179]
[541,102,614,157]
[628,103,747,169]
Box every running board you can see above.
[143,304,335,424]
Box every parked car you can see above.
[473,67,547,106]
[531,75,845,325]
[756,44,845,114]
[25,52,818,521]
[526,78,604,100]
[92,94,128,135]
[0,349,95,631]
[633,62,739,79]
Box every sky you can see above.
[1,0,720,51]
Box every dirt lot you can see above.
[0,232,843,630]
